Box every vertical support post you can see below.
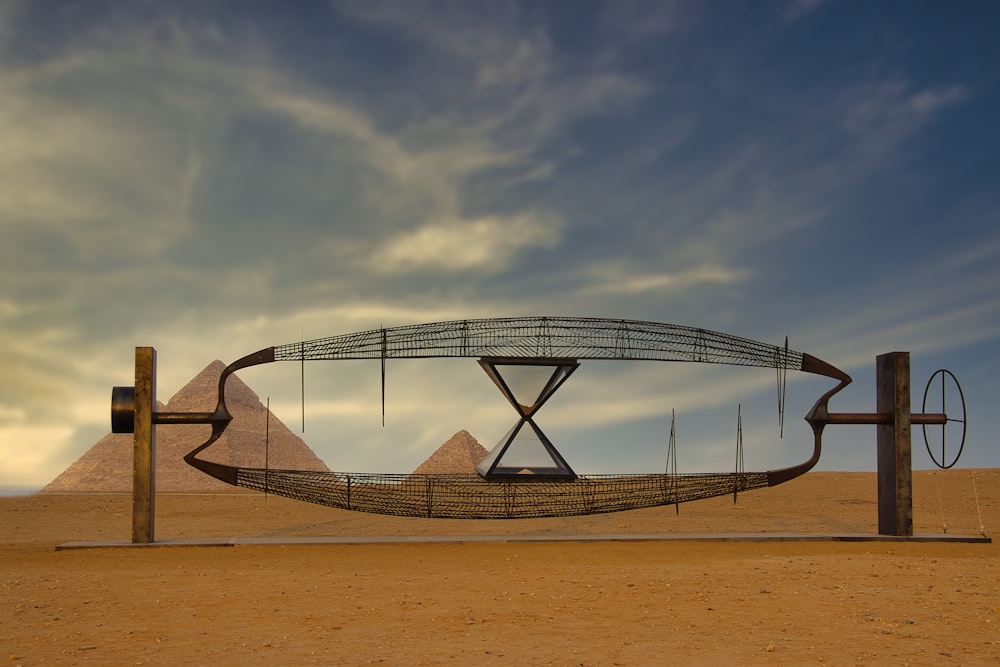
[876,351,912,536]
[132,347,156,544]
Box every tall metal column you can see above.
[113,345,235,543]
[876,351,912,537]
[132,347,156,544]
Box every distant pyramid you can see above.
[44,360,329,492]
[412,430,488,475]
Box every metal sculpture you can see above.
[804,351,967,535]
[111,317,966,539]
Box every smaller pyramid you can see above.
[412,430,488,475]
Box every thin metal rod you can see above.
[265,396,270,500]
[300,334,305,433]
[666,409,678,515]
[912,413,949,425]
[381,328,387,427]
[153,412,218,424]
[734,404,744,504]
[939,372,947,469]
[822,412,947,425]
[776,336,788,438]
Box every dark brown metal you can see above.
[921,369,968,469]
[775,371,854,487]
[111,386,136,434]
[800,353,967,537]
[152,412,218,425]
[132,347,156,544]
[877,352,912,536]
[109,346,280,545]
[821,412,946,425]
[182,347,276,483]
[801,353,852,383]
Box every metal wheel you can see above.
[921,369,967,469]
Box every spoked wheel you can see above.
[921,369,967,469]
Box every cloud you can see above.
[936,236,1000,275]
[0,0,20,41]
[0,70,191,246]
[256,87,534,240]
[838,81,971,159]
[0,406,27,422]
[784,0,827,23]
[909,85,970,113]
[0,425,76,487]
[0,2,997,487]
[598,0,690,40]
[814,297,1000,374]
[370,214,563,273]
[336,0,547,77]
[335,0,647,149]
[579,263,749,296]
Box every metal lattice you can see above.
[235,469,770,519]
[272,317,803,370]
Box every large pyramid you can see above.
[412,429,488,475]
[44,360,329,492]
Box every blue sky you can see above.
[2,0,998,491]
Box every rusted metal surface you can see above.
[131,347,156,545]
[876,352,912,537]
[802,352,967,537]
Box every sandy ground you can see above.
[3,470,999,665]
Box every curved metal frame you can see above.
[173,317,853,517]
[274,316,813,366]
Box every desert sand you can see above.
[3,469,999,665]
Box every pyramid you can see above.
[43,360,329,492]
[411,430,489,475]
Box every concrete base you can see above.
[56,531,991,550]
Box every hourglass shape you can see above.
[475,357,579,480]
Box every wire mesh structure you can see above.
[272,316,805,368]
[182,316,852,518]
[234,469,771,519]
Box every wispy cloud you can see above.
[784,0,827,23]
[371,214,563,273]
[579,263,749,296]
[840,80,971,149]
[1,2,998,486]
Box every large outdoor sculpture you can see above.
[111,316,966,541]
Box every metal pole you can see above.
[132,347,156,544]
[877,351,912,537]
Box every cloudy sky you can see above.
[2,0,999,491]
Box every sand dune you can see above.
[3,469,998,665]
